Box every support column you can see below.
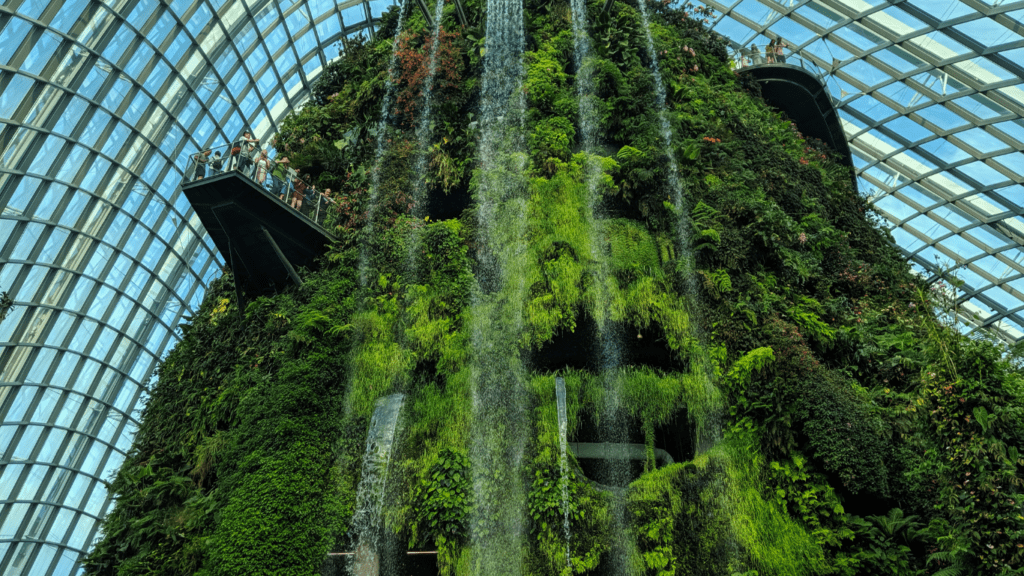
[261,225,303,287]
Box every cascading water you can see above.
[358,0,410,288]
[468,0,530,571]
[404,0,447,283]
[569,0,599,156]
[635,0,718,449]
[569,1,636,569]
[634,0,735,567]
[349,394,406,576]
[555,377,571,570]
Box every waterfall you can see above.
[635,0,688,264]
[633,1,736,567]
[405,0,447,283]
[358,0,410,288]
[468,0,530,570]
[635,0,718,449]
[569,0,598,155]
[349,394,406,576]
[555,377,571,570]
[569,1,636,568]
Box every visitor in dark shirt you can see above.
[238,132,258,177]
[210,151,223,175]
[291,170,306,211]
[276,158,292,201]
[230,133,245,171]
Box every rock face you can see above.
[84,1,1024,575]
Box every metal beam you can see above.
[261,225,304,287]
[451,0,469,27]
[415,0,434,29]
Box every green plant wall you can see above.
[84,0,1024,575]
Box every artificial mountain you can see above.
[85,0,1024,575]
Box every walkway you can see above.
[180,149,336,304]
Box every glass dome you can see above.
[0,0,393,574]
[696,0,1024,342]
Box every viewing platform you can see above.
[181,143,336,304]
[734,51,857,183]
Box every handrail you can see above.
[182,141,336,229]
[733,46,831,81]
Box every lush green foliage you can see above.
[86,0,1024,574]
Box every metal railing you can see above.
[733,46,831,79]
[182,142,336,228]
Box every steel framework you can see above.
[0,0,393,574]
[700,0,1024,341]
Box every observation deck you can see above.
[181,143,336,305]
[735,52,857,184]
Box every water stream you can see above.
[635,0,718,450]
[555,377,571,570]
[405,0,447,284]
[569,2,636,569]
[358,0,410,288]
[349,394,407,576]
[468,0,530,571]
[634,1,735,567]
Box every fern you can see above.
[786,296,835,346]
[699,269,732,299]
[694,228,720,252]
[691,200,720,225]
[927,550,967,576]
[727,347,776,387]
[616,145,646,163]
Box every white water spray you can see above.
[349,394,406,576]
[555,377,572,570]
[467,0,530,572]
[358,0,411,288]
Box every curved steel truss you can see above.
[699,0,1024,342]
[0,0,394,573]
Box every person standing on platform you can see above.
[278,158,294,202]
[193,150,209,180]
[775,38,787,64]
[752,43,764,65]
[229,132,245,171]
[265,153,278,193]
[238,132,258,177]
[210,151,223,175]
[290,170,306,212]
[254,150,271,187]
[766,39,776,63]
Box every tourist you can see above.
[210,151,223,175]
[737,50,750,68]
[290,169,306,211]
[308,183,319,209]
[751,43,764,65]
[193,150,209,180]
[775,38,787,64]
[766,39,776,63]
[254,150,272,187]
[739,45,753,68]
[281,159,296,202]
[265,153,279,193]
[274,156,291,200]
[238,132,258,177]
[229,132,245,171]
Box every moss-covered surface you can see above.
[84,0,1024,574]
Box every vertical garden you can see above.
[84,0,1024,574]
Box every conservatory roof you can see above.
[693,0,1024,342]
